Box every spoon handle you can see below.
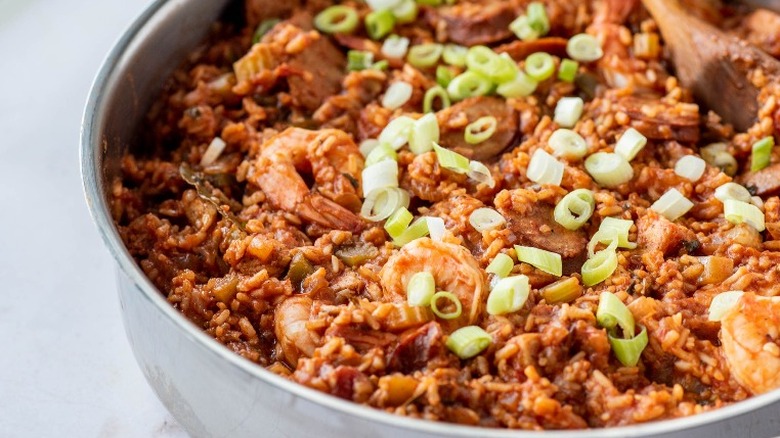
[739,0,780,14]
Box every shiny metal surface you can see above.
[81,0,780,436]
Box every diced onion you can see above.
[442,44,468,67]
[541,277,582,304]
[554,97,584,128]
[554,188,595,230]
[486,253,514,278]
[407,271,435,307]
[445,326,491,359]
[382,81,413,110]
[362,159,399,196]
[423,86,451,113]
[584,152,634,188]
[361,187,410,221]
[558,58,579,83]
[393,217,430,246]
[464,116,497,145]
[596,292,635,338]
[409,113,440,154]
[359,139,380,157]
[714,182,752,204]
[751,136,774,172]
[365,0,402,10]
[433,143,470,174]
[708,290,744,322]
[701,142,738,176]
[391,0,418,23]
[524,52,555,81]
[527,149,564,186]
[723,199,766,232]
[381,34,410,59]
[581,247,618,287]
[469,208,506,232]
[487,275,531,315]
[566,33,603,62]
[496,69,537,98]
[548,128,587,160]
[430,291,462,320]
[384,206,413,238]
[407,43,443,68]
[608,327,648,367]
[467,160,495,188]
[650,188,694,222]
[614,128,647,162]
[314,5,359,34]
[364,142,398,166]
[674,155,706,182]
[515,245,562,277]
[426,217,446,242]
[447,71,493,101]
[200,137,227,166]
[379,116,415,150]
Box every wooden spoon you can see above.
[642,0,780,131]
[738,0,780,14]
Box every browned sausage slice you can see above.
[430,1,515,46]
[741,163,780,196]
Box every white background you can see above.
[0,0,186,436]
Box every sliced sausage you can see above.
[431,1,515,46]
[495,37,568,62]
[437,96,518,161]
[286,34,346,111]
[613,95,700,143]
[387,322,443,373]
[740,163,780,196]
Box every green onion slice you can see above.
[707,290,744,322]
[496,69,537,98]
[554,188,595,231]
[701,143,738,176]
[464,116,498,145]
[361,159,399,196]
[436,65,455,87]
[608,326,648,367]
[446,326,491,359]
[364,142,398,166]
[314,5,359,34]
[409,113,440,155]
[365,9,395,40]
[714,182,752,204]
[487,275,531,315]
[723,199,766,232]
[527,149,564,186]
[468,208,506,232]
[467,160,496,188]
[407,271,436,307]
[558,58,579,83]
[554,96,584,128]
[252,18,281,44]
[433,143,470,174]
[541,277,582,304]
[466,46,515,83]
[407,43,444,69]
[566,33,603,62]
[527,2,550,35]
[391,0,418,24]
[384,206,413,238]
[486,253,514,278]
[509,15,540,41]
[751,136,774,172]
[584,152,634,188]
[348,50,375,71]
[614,128,647,162]
[447,71,494,101]
[426,216,446,242]
[524,52,555,81]
[378,116,415,150]
[442,44,468,67]
[381,34,410,59]
[549,128,587,160]
[361,187,410,221]
[430,291,463,320]
[596,292,635,338]
[650,188,694,222]
[581,247,618,287]
[423,85,451,113]
[393,217,430,246]
[382,81,413,110]
[600,217,637,250]
[586,228,620,258]
[674,155,706,182]
[515,245,562,277]
[359,139,380,157]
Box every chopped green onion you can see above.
[442,44,468,67]
[600,217,637,250]
[314,5,359,34]
[433,143,470,173]
[365,142,398,166]
[515,245,562,277]
[586,228,620,258]
[416,0,442,5]
[348,50,375,71]
[381,35,410,59]
[469,208,506,232]
[379,116,415,149]
[464,116,497,144]
[584,152,634,188]
[365,9,395,40]
[527,149,564,186]
[723,199,766,231]
[524,52,555,81]
[496,69,537,98]
[447,71,493,101]
[596,292,635,338]
[466,46,515,83]
[409,113,440,154]
[252,18,281,44]
[362,159,399,196]
[436,65,455,87]
[751,136,774,172]
[385,206,413,238]
[614,128,647,162]
[446,326,491,359]
[407,271,436,306]
[554,96,584,128]
[701,143,738,176]
[558,58,579,82]
[366,0,403,10]
[391,0,418,23]
[372,60,390,71]
[426,216,446,241]
[361,187,410,221]
[708,290,744,321]
[608,326,648,367]
[714,182,752,204]
[467,160,496,188]
[674,155,706,182]
[581,247,618,287]
[487,275,531,315]
[382,81,413,110]
[359,139,380,157]
[486,253,514,278]
[548,128,588,160]
[407,43,443,69]
[566,33,603,62]
[554,188,595,230]
[393,217,430,246]
[650,188,694,222]
[509,15,539,41]
[526,2,550,35]
[541,277,582,304]
[423,86,451,113]
[430,291,462,320]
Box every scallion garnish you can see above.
[723,199,766,231]
[442,44,468,67]
[409,113,439,154]
[433,143,470,174]
[364,142,398,166]
[430,291,462,320]
[381,34,410,59]
[423,86,451,113]
[347,50,375,71]
[407,43,444,68]
[524,52,555,81]
[540,277,582,304]
[436,65,455,88]
[614,128,647,162]
[384,206,413,238]
[608,327,648,367]
[581,247,618,286]
[707,291,744,321]
[407,271,436,307]
[365,9,396,40]
[486,253,514,278]
[445,326,491,359]
[548,128,587,160]
[361,187,410,221]
[674,155,706,182]
[650,188,694,222]
[751,136,774,172]
[566,33,603,62]
[553,96,584,128]
[714,182,752,203]
[526,149,564,186]
[393,217,430,246]
[584,152,634,188]
[515,245,562,277]
[464,116,498,144]
[487,275,531,315]
[447,71,493,101]
[554,188,595,231]
[557,58,579,83]
[314,5,359,34]
[382,81,413,110]
[391,0,418,24]
[468,208,506,233]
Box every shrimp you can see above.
[274,295,321,367]
[380,238,486,331]
[720,293,780,395]
[249,127,365,232]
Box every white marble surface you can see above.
[0,0,186,436]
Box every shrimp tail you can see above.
[300,194,365,233]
